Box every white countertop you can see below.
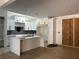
[8,34,40,40]
[20,35,40,40]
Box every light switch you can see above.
[58,32,60,34]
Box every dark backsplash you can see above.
[7,30,36,35]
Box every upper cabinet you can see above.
[7,15,26,30]
[14,16,25,23]
[7,11,38,30]
[7,16,15,30]
[24,22,31,30]
[24,21,38,30]
[31,21,38,30]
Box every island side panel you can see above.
[21,38,40,52]
[10,37,20,56]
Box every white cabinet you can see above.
[7,19,15,30]
[7,15,26,30]
[24,21,38,30]
[24,22,31,30]
[31,22,37,30]
[15,16,25,23]
[10,19,15,30]
[7,15,38,30]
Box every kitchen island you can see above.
[8,35,40,56]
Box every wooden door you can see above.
[74,18,79,47]
[62,19,73,46]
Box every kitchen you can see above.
[1,0,79,59]
[6,11,53,56]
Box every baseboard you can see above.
[60,45,79,49]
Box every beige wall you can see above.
[56,14,79,45]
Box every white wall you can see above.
[38,18,53,46]
[0,9,7,17]
[0,9,7,47]
[56,14,79,45]
[56,17,62,45]
[47,18,53,44]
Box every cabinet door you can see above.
[10,19,15,30]
[24,22,31,30]
[7,19,15,30]
[15,16,25,23]
[74,18,79,47]
[62,19,73,46]
[31,22,37,30]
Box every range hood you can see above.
[0,0,16,7]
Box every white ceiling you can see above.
[2,0,79,17]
